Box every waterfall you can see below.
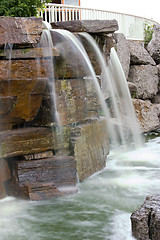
[79,32,143,150]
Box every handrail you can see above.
[39,3,159,40]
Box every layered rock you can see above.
[131,195,160,240]
[0,18,113,200]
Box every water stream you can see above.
[1,133,160,240]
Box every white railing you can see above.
[39,3,159,40]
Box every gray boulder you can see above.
[147,25,160,64]
[128,40,156,65]
[131,194,160,240]
[133,99,160,132]
[113,33,130,79]
[128,65,159,100]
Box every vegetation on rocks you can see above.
[0,0,50,17]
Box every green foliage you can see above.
[144,21,154,47]
[0,0,50,17]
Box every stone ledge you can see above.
[51,19,118,34]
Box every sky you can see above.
[80,0,160,24]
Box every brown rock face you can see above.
[0,17,42,48]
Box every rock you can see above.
[147,25,160,64]
[17,156,76,186]
[133,99,160,132]
[0,159,11,198]
[113,33,130,79]
[0,96,17,115]
[72,118,109,181]
[128,65,159,100]
[128,40,156,65]
[0,77,47,130]
[26,182,61,200]
[0,17,42,48]
[0,48,59,59]
[131,194,160,240]
[51,20,118,34]
[0,127,71,158]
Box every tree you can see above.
[0,0,50,17]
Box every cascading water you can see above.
[1,23,160,240]
[79,32,143,150]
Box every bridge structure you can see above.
[39,3,159,40]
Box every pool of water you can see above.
[1,133,160,240]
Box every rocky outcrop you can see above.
[147,25,160,64]
[128,65,159,100]
[131,195,160,240]
[51,19,118,34]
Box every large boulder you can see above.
[113,33,130,79]
[147,25,160,64]
[133,99,160,132]
[128,40,156,65]
[128,65,159,100]
[131,194,160,240]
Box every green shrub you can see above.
[144,21,154,47]
[0,0,50,17]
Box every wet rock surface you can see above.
[131,195,160,240]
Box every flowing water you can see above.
[1,133,160,240]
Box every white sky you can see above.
[80,0,160,23]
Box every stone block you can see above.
[0,17,42,48]
[51,20,118,34]
[72,118,109,181]
[0,127,71,158]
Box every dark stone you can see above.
[51,20,118,34]
[131,194,160,240]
